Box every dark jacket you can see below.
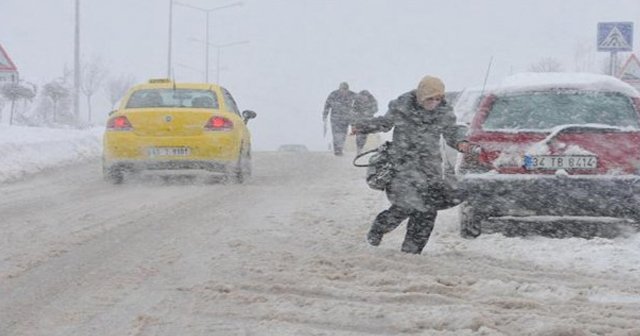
[323,89,356,123]
[354,90,466,211]
[352,91,378,122]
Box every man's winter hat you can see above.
[416,76,445,102]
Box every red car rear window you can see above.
[483,90,639,130]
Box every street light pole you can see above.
[74,0,81,123]
[205,11,210,82]
[216,47,220,84]
[188,38,249,84]
[174,1,242,82]
[214,40,249,84]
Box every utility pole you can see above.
[74,0,81,123]
[167,0,173,78]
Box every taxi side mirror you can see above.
[242,110,257,124]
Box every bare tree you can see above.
[105,74,135,109]
[25,67,77,126]
[0,83,36,125]
[80,57,108,123]
[43,81,70,123]
[528,57,564,72]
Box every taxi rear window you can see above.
[126,89,219,109]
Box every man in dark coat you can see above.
[323,82,356,156]
[352,90,378,154]
[353,76,471,254]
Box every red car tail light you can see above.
[106,116,133,131]
[458,145,492,174]
[204,116,233,131]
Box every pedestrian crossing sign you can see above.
[598,22,633,52]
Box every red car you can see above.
[457,73,640,238]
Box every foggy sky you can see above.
[2,0,639,150]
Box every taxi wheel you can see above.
[234,159,245,184]
[103,165,124,185]
[227,148,249,184]
[242,149,252,178]
[460,202,483,239]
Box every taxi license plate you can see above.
[524,155,597,170]
[147,147,191,157]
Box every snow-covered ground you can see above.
[1,125,640,335]
[0,125,103,183]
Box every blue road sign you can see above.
[598,22,633,52]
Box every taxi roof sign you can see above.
[148,78,172,84]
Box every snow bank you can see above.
[0,125,103,183]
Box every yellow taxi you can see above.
[102,79,257,184]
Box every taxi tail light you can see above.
[107,116,133,131]
[204,116,233,131]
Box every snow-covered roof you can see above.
[493,72,640,98]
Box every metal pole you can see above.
[74,0,80,123]
[205,12,210,82]
[610,51,618,76]
[167,0,173,77]
[216,47,221,83]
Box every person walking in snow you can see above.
[351,90,378,155]
[352,75,472,254]
[323,82,356,156]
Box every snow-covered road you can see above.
[2,152,640,335]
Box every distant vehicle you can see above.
[457,73,640,238]
[278,144,309,152]
[102,78,257,184]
